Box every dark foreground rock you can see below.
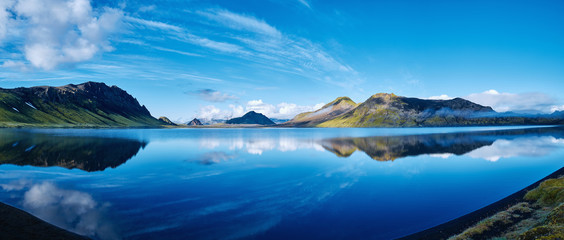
[0,202,89,240]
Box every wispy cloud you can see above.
[125,16,182,32]
[125,15,244,54]
[197,9,282,38]
[180,74,224,83]
[121,7,362,88]
[152,46,201,57]
[297,0,311,9]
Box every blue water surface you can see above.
[0,126,563,240]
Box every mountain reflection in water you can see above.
[0,131,147,172]
[318,127,564,161]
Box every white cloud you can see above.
[246,99,277,116]
[195,100,324,121]
[428,94,453,100]
[3,0,123,70]
[229,104,245,117]
[1,60,27,69]
[245,99,325,119]
[465,89,560,113]
[195,89,238,102]
[196,105,231,120]
[551,105,564,112]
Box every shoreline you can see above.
[396,166,564,240]
[0,202,89,240]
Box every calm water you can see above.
[1,126,563,240]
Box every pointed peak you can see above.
[322,96,356,109]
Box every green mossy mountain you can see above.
[226,111,275,125]
[285,93,564,127]
[158,116,176,125]
[283,96,357,127]
[0,82,163,127]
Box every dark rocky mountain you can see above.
[188,118,203,126]
[158,116,176,125]
[0,81,163,127]
[226,111,275,125]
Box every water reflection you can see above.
[195,126,564,162]
[321,127,564,161]
[1,180,118,239]
[0,131,147,172]
[320,127,564,161]
[0,127,563,240]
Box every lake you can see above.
[1,126,563,240]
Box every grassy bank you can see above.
[399,167,564,240]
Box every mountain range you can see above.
[0,82,165,127]
[284,93,564,127]
[1,82,563,128]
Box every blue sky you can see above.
[1,0,564,122]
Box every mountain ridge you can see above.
[283,96,357,127]
[284,93,563,127]
[0,82,164,127]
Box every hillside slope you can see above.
[283,97,356,127]
[282,93,564,127]
[319,93,496,127]
[0,82,163,127]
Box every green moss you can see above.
[518,226,564,240]
[525,177,564,206]
[448,202,534,240]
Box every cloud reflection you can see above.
[196,151,237,165]
[467,136,564,162]
[4,181,119,240]
[199,136,325,155]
